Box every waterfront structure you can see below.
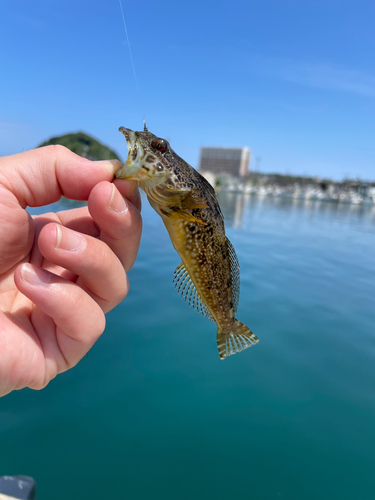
[199,147,250,178]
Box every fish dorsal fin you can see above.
[226,237,240,313]
[173,262,214,322]
[197,172,224,220]
[197,172,216,197]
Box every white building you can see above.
[199,147,251,178]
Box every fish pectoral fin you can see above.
[150,185,208,209]
[175,208,207,225]
[217,321,259,360]
[180,191,209,210]
[147,184,190,207]
[160,207,207,225]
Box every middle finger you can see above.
[37,223,128,313]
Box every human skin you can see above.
[0,145,142,397]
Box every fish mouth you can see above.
[115,126,145,179]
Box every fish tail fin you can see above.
[217,320,259,360]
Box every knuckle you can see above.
[87,307,106,339]
[116,284,128,304]
[91,242,113,271]
[43,144,70,157]
[108,205,142,241]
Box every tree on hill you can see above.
[38,132,122,162]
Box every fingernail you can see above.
[55,225,86,252]
[21,263,52,286]
[109,184,128,214]
[93,159,123,177]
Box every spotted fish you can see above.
[115,125,259,359]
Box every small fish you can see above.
[115,125,259,359]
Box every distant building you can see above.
[199,147,251,178]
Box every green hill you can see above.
[38,131,122,162]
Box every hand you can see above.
[0,145,142,397]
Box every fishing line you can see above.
[118,0,145,116]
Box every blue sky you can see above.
[1,0,374,180]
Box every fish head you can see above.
[115,126,175,183]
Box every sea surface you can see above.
[1,193,375,500]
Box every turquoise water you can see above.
[1,193,375,499]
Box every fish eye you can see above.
[151,138,168,153]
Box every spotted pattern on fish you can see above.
[145,154,156,163]
[115,126,259,359]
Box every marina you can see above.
[200,170,375,205]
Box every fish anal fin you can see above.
[173,262,214,321]
[217,320,258,360]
